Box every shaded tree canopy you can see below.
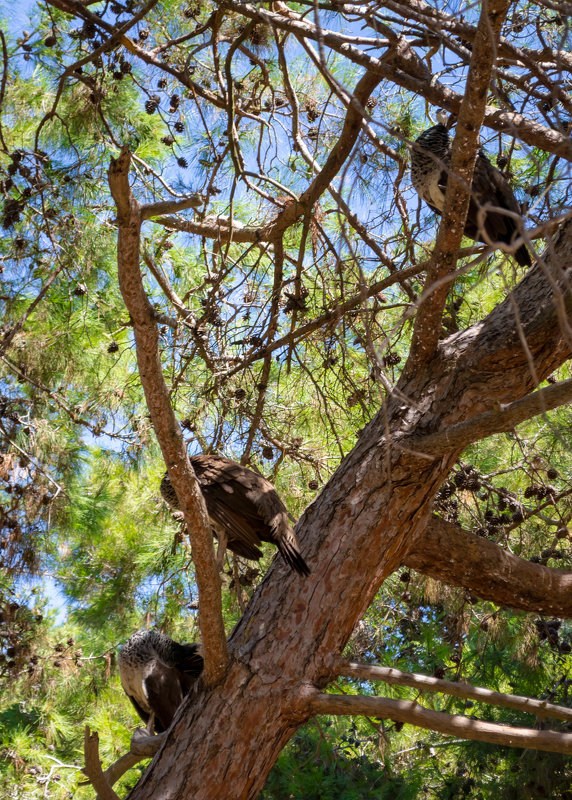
[0,0,571,798]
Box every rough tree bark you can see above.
[125,216,571,798]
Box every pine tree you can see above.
[0,1,571,798]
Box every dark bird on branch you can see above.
[161,453,310,576]
[119,629,204,734]
[411,110,531,267]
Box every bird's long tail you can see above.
[279,539,310,576]
[515,242,532,267]
[273,519,310,576]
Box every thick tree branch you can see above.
[309,692,572,755]
[405,0,511,373]
[141,194,203,220]
[411,378,572,457]
[108,147,229,684]
[338,662,572,722]
[397,222,572,438]
[404,515,572,617]
[151,215,261,241]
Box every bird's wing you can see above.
[191,454,309,573]
[476,154,521,212]
[191,455,266,558]
[466,154,520,242]
[204,456,287,532]
[453,154,530,266]
[420,168,448,216]
[143,662,185,733]
[212,459,309,575]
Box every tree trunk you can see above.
[130,225,572,799]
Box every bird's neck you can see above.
[417,124,449,158]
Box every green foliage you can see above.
[262,725,421,800]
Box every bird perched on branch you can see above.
[161,453,310,576]
[119,629,204,734]
[411,109,531,267]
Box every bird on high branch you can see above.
[160,453,310,577]
[411,109,531,267]
[119,629,204,734]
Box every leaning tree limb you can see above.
[308,692,572,756]
[404,0,512,374]
[108,147,229,685]
[338,662,572,722]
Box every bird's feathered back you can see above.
[411,118,531,267]
[161,453,310,576]
[119,629,203,733]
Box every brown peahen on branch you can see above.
[119,629,204,734]
[161,453,310,576]
[411,110,531,267]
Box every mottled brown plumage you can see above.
[411,111,531,267]
[161,454,310,576]
[119,630,203,734]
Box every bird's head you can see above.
[436,108,453,128]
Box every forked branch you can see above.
[83,727,121,800]
[84,729,164,799]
